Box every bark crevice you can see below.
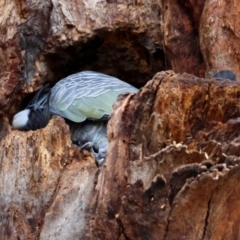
[201,193,213,240]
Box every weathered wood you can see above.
[0,0,240,239]
[86,71,240,240]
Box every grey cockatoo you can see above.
[12,71,138,165]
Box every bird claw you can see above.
[96,158,105,167]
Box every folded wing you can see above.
[49,71,138,122]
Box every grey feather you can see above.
[49,71,138,122]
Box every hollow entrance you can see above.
[43,29,167,88]
[13,28,168,125]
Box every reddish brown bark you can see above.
[85,71,240,240]
[0,0,240,239]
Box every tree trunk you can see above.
[0,0,240,239]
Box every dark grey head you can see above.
[212,70,237,81]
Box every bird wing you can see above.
[49,71,138,122]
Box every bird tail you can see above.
[26,104,52,130]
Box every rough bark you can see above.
[162,0,205,76]
[0,116,98,239]
[0,0,240,240]
[0,0,207,114]
[200,0,240,78]
[86,71,240,240]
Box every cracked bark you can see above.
[2,70,240,240]
[1,0,240,239]
[202,194,213,240]
[87,72,240,240]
